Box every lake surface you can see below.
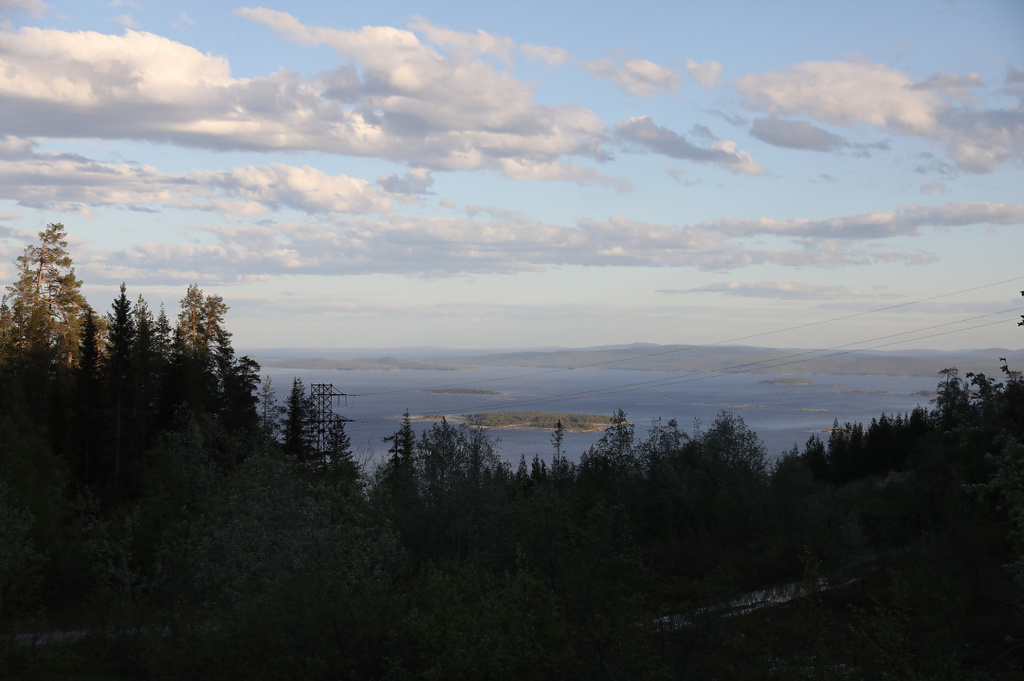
[261,366,940,465]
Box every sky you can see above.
[0,0,1021,353]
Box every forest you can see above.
[1,224,1023,679]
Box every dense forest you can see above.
[1,224,1023,679]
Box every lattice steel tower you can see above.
[310,383,353,458]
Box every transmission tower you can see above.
[310,383,353,458]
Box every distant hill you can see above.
[248,344,1023,378]
[253,356,473,371]
[450,344,1024,377]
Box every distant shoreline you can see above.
[248,344,1021,379]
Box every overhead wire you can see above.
[347,274,1024,403]
[424,309,1017,416]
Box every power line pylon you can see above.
[310,383,353,459]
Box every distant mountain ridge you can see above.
[246,344,1024,377]
[451,344,1024,377]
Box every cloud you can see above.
[112,14,137,29]
[583,56,681,96]
[734,58,1024,173]
[1006,65,1024,101]
[749,116,890,156]
[705,202,1024,240]
[937,107,1024,173]
[199,163,391,215]
[0,0,46,29]
[496,158,631,191]
[378,168,434,194]
[75,198,1008,284]
[0,20,611,178]
[520,43,569,67]
[615,116,765,175]
[735,59,940,134]
[406,16,516,67]
[0,139,391,217]
[920,182,948,195]
[666,167,702,186]
[750,116,846,151]
[913,152,957,177]
[911,71,983,101]
[664,281,869,299]
[685,58,722,89]
[708,109,747,127]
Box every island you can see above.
[410,411,615,431]
[466,412,615,431]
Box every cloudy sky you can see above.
[0,0,1021,352]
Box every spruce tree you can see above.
[283,377,312,460]
[257,375,285,444]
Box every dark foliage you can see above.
[1,226,1023,679]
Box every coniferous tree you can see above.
[75,308,102,485]
[551,418,564,460]
[257,375,285,444]
[130,294,163,450]
[384,409,416,466]
[282,377,313,460]
[105,283,135,489]
[3,223,88,369]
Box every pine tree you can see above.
[2,223,88,369]
[177,283,230,360]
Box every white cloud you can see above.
[496,158,631,191]
[406,16,516,67]
[199,163,391,216]
[0,0,46,29]
[72,198,1009,284]
[685,58,722,89]
[735,58,1024,173]
[0,139,391,217]
[705,202,1024,240]
[0,20,612,179]
[735,59,940,134]
[520,43,569,67]
[0,28,235,109]
[235,9,611,171]
[667,281,870,299]
[112,13,137,29]
[583,56,680,96]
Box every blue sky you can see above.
[0,0,1021,352]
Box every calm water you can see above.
[261,366,940,465]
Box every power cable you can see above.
[350,275,1023,399]
[416,310,1017,416]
